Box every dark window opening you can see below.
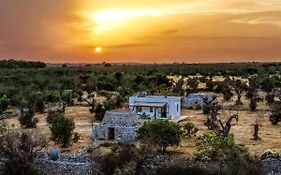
[108,128,115,140]
[137,106,142,112]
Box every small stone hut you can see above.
[92,111,142,142]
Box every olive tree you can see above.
[50,115,76,147]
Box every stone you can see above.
[92,111,143,142]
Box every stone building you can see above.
[92,111,142,142]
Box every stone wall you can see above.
[35,150,93,175]
[2,152,281,175]
[44,102,64,113]
[0,111,17,120]
[92,111,143,142]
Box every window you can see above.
[137,106,142,112]
[177,104,179,112]
[150,107,153,112]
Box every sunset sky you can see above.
[0,0,281,63]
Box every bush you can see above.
[137,120,182,152]
[261,77,276,92]
[19,107,38,128]
[260,149,281,160]
[269,101,281,125]
[50,115,76,147]
[46,110,63,123]
[266,92,275,104]
[195,131,261,175]
[182,122,198,138]
[0,124,46,175]
[45,90,61,103]
[249,98,257,111]
[61,90,74,105]
[94,143,142,175]
[0,95,10,114]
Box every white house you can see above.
[129,95,181,120]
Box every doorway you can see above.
[108,128,115,140]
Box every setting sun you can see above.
[95,47,102,53]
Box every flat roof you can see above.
[129,102,167,107]
[130,95,181,99]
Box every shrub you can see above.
[269,101,281,125]
[94,143,141,175]
[0,124,46,175]
[266,92,275,104]
[46,110,63,123]
[261,77,276,92]
[45,90,61,103]
[187,78,199,91]
[61,90,74,105]
[182,122,198,138]
[50,115,76,147]
[137,120,182,152]
[19,107,38,128]
[249,98,258,111]
[260,149,281,160]
[206,79,214,91]
[195,131,261,175]
[0,95,10,114]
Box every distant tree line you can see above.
[0,59,46,69]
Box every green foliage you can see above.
[32,91,45,113]
[0,95,10,114]
[94,100,115,121]
[187,78,199,91]
[261,77,276,92]
[47,110,63,123]
[19,108,38,128]
[206,78,214,91]
[61,90,74,105]
[137,120,182,152]
[269,101,281,125]
[266,92,275,104]
[94,97,124,121]
[260,149,281,160]
[231,79,247,105]
[195,131,236,160]
[0,59,46,69]
[249,98,258,111]
[195,131,260,175]
[50,115,75,147]
[182,122,198,138]
[94,143,141,175]
[45,90,61,103]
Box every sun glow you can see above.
[95,47,102,53]
[91,9,160,32]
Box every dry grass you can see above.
[177,109,281,156]
[3,106,93,153]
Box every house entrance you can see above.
[108,128,115,140]
[161,106,167,118]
